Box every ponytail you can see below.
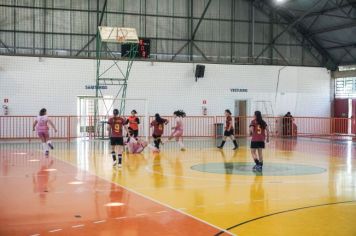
[173,110,186,118]
[155,113,164,123]
[254,110,267,129]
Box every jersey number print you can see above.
[256,125,262,134]
[114,124,121,132]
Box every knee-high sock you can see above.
[42,143,49,152]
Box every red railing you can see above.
[0,115,355,140]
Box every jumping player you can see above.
[249,110,269,172]
[107,109,128,167]
[32,108,57,156]
[168,110,186,151]
[217,109,239,150]
[150,113,169,150]
[125,110,140,139]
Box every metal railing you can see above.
[0,115,355,140]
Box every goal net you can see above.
[77,96,149,140]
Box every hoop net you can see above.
[78,96,149,140]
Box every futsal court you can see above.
[2,0,356,235]
[1,137,356,236]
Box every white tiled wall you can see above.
[0,55,331,117]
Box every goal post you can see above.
[77,96,149,141]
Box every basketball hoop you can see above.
[98,27,139,44]
[117,36,126,43]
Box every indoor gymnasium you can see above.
[1,0,356,235]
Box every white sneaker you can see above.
[113,160,117,167]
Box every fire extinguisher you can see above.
[2,105,9,115]
[202,106,207,116]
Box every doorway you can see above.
[234,100,247,136]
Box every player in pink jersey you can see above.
[249,111,269,172]
[126,129,158,154]
[168,110,186,151]
[32,108,57,156]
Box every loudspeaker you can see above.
[195,65,205,81]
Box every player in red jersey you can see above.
[249,111,269,172]
[150,113,169,150]
[125,110,140,138]
[217,109,238,150]
[107,109,128,167]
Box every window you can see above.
[335,77,356,98]
[338,66,356,71]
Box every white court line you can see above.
[72,224,85,228]
[115,216,127,220]
[93,220,106,224]
[155,210,168,214]
[29,234,40,236]
[135,213,148,217]
[52,153,236,236]
[179,207,187,211]
[48,229,62,233]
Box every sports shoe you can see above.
[117,163,122,168]
[113,160,117,167]
[217,146,223,149]
[256,165,263,172]
[232,145,239,150]
[252,165,258,171]
[45,151,49,156]
[48,143,54,150]
[180,148,186,151]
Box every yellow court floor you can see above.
[1,138,356,236]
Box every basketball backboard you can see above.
[98,26,139,44]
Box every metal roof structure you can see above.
[0,0,355,70]
[252,0,356,70]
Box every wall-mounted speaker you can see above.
[195,64,205,82]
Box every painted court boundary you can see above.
[49,152,235,236]
[214,199,356,236]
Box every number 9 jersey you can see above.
[108,116,126,137]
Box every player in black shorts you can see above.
[107,109,128,167]
[217,109,239,150]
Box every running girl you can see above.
[217,109,238,150]
[32,108,57,155]
[125,110,140,138]
[150,113,169,150]
[168,110,186,151]
[249,111,269,172]
[107,109,128,167]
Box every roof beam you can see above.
[303,2,355,18]
[75,0,107,56]
[325,42,356,50]
[309,21,356,36]
[254,0,324,62]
